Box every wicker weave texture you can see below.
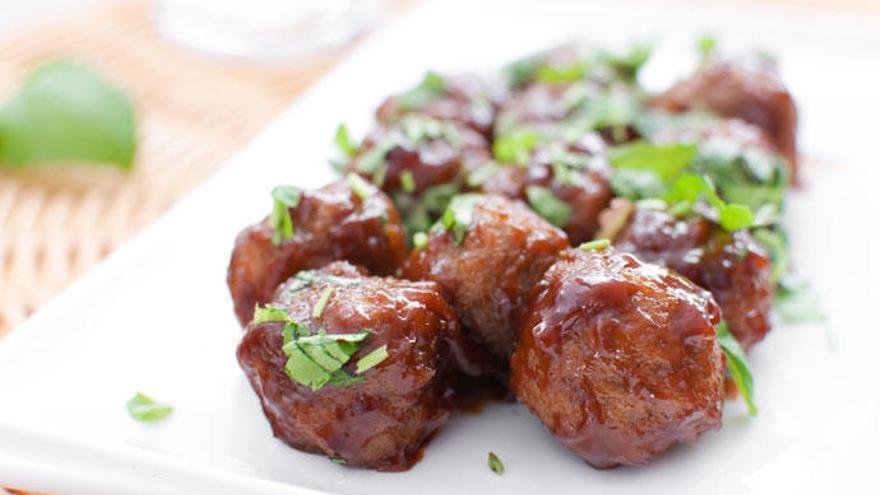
[0,0,346,336]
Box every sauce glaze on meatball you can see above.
[509,247,725,468]
[238,261,468,471]
[227,178,407,326]
[478,134,612,244]
[615,208,773,351]
[403,194,569,363]
[376,74,506,139]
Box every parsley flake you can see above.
[400,169,416,193]
[608,140,697,180]
[413,231,428,250]
[356,344,389,374]
[334,123,358,158]
[526,185,572,228]
[312,287,334,319]
[579,238,611,252]
[347,173,374,200]
[127,392,173,423]
[716,322,757,416]
[269,185,302,246]
[493,129,539,166]
[488,452,505,475]
[438,194,484,245]
[665,173,754,231]
[397,71,446,111]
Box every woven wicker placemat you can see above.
[0,0,401,337]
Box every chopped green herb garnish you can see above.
[493,128,539,166]
[312,287,334,319]
[488,452,505,475]
[269,185,302,246]
[665,173,754,231]
[535,62,587,84]
[716,322,757,416]
[413,231,428,249]
[438,194,484,245]
[347,173,374,200]
[467,162,501,188]
[697,34,718,68]
[356,344,389,374]
[605,42,654,80]
[397,71,446,110]
[579,238,611,252]
[329,455,348,465]
[608,141,697,180]
[127,392,173,423]
[334,123,358,158]
[282,327,372,391]
[400,169,416,193]
[253,305,292,325]
[526,185,572,228]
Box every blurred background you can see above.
[0,0,877,493]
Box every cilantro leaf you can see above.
[525,185,572,228]
[356,344,389,374]
[347,173,374,200]
[397,71,446,111]
[493,128,539,166]
[269,185,302,246]
[579,238,611,252]
[438,193,484,244]
[716,322,757,416]
[0,61,136,168]
[488,452,505,475]
[127,392,173,423]
[665,173,754,231]
[412,231,428,250]
[334,123,358,158]
[535,62,587,84]
[608,140,697,180]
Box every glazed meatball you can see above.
[403,194,569,363]
[478,134,613,244]
[350,114,491,196]
[652,56,798,178]
[227,177,407,326]
[376,73,506,138]
[509,247,725,468]
[615,208,773,351]
[238,261,468,471]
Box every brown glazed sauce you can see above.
[227,178,407,326]
[510,248,725,468]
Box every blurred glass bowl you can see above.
[154,0,387,60]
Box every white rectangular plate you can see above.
[1,1,879,493]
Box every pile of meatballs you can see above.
[228,42,797,472]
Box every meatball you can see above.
[237,261,468,471]
[478,134,613,244]
[615,208,773,350]
[227,177,407,326]
[403,194,569,363]
[652,56,798,178]
[496,80,644,145]
[509,247,725,468]
[376,73,506,138]
[351,114,491,196]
